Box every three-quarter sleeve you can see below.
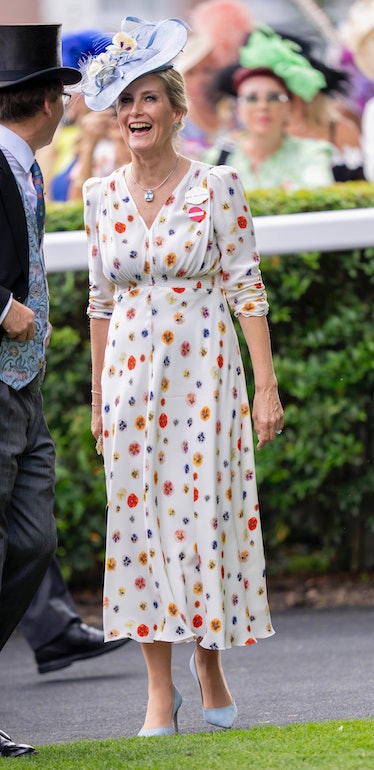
[209,166,269,317]
[83,176,114,319]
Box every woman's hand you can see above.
[252,384,284,450]
[91,404,103,454]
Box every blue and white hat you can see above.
[80,16,189,111]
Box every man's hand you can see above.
[2,299,36,341]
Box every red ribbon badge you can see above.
[188,206,206,223]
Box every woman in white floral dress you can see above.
[81,16,284,736]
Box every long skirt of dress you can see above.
[101,280,274,649]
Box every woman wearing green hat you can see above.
[205,27,335,190]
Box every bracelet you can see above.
[91,389,102,394]
[95,434,103,455]
[91,403,102,407]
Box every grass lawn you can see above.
[26,718,374,769]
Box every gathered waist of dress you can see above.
[117,274,224,299]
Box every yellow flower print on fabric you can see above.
[193,452,204,467]
[165,253,177,267]
[200,406,211,421]
[135,416,146,430]
[107,628,121,638]
[162,330,174,344]
[168,603,178,616]
[210,618,222,632]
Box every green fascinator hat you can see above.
[238,26,327,102]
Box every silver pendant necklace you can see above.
[129,156,179,202]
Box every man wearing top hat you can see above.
[0,23,113,758]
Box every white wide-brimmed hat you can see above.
[80,16,189,111]
[174,33,214,74]
[341,0,374,81]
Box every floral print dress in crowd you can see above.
[84,160,274,649]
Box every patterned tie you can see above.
[31,159,45,244]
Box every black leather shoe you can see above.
[35,621,130,674]
[0,730,36,757]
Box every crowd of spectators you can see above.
[39,0,374,199]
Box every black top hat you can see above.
[0,24,81,88]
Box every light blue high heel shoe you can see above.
[138,686,183,737]
[189,652,238,729]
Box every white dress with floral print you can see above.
[84,160,274,649]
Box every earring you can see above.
[174,122,180,130]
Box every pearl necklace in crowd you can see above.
[129,156,179,202]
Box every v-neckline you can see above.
[118,161,196,232]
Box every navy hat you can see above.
[0,24,81,88]
[62,30,112,69]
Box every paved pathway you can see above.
[1,606,373,746]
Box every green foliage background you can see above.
[44,183,374,585]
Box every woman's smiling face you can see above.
[116,73,181,153]
[237,74,291,136]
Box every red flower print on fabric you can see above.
[180,341,191,357]
[163,480,174,496]
[137,624,149,637]
[129,442,141,456]
[248,517,258,531]
[192,614,203,628]
[127,493,138,508]
[174,529,186,542]
[115,221,126,233]
[128,356,136,370]
[237,216,247,229]
[135,576,146,590]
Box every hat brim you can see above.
[84,62,178,111]
[354,32,374,81]
[174,34,214,74]
[0,66,82,89]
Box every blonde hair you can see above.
[301,91,339,131]
[156,68,188,128]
